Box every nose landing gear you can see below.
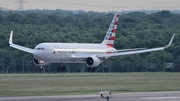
[39,65,44,73]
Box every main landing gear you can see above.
[57,66,66,72]
[88,67,96,72]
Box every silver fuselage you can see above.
[33,43,116,63]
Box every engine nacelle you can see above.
[85,56,102,67]
[33,58,46,65]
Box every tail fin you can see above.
[101,14,120,47]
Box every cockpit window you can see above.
[36,48,45,50]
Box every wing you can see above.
[113,48,147,52]
[9,31,34,54]
[98,34,175,58]
[71,34,175,59]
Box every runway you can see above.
[0,91,180,101]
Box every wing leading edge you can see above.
[98,34,175,58]
[9,31,34,54]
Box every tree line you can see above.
[0,9,180,73]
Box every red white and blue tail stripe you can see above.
[101,14,120,47]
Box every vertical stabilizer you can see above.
[101,14,120,47]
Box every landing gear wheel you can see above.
[87,67,91,72]
[87,67,96,72]
[91,67,96,72]
[57,66,66,72]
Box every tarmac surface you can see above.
[0,91,180,101]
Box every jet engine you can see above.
[85,56,102,67]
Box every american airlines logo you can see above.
[53,46,76,54]
[53,45,107,54]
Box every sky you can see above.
[0,0,180,12]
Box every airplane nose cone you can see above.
[33,46,43,59]
[33,44,47,60]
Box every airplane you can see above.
[9,14,175,72]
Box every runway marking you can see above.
[143,96,180,99]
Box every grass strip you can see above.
[0,72,180,96]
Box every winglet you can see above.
[165,33,175,48]
[9,31,13,45]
